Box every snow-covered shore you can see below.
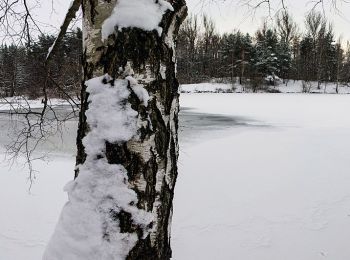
[0,96,73,111]
[1,80,348,115]
[180,80,350,94]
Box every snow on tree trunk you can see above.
[44,0,187,259]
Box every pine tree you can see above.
[255,25,280,83]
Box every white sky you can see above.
[29,0,350,43]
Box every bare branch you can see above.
[0,0,44,46]
[45,0,81,64]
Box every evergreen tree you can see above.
[255,25,280,83]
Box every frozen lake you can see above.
[1,93,350,259]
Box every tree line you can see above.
[176,11,350,92]
[1,11,350,98]
[0,28,82,98]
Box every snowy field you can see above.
[1,93,350,259]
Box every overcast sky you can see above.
[31,0,350,43]
[186,0,350,42]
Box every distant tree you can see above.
[200,15,221,79]
[305,11,327,87]
[290,35,301,80]
[254,24,280,81]
[0,29,83,99]
[277,40,292,83]
[240,34,254,85]
[220,31,254,84]
[220,32,239,82]
[177,15,200,83]
[341,42,350,84]
[0,45,26,97]
[334,39,344,93]
[299,36,314,82]
[276,11,298,45]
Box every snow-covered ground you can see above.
[1,93,350,259]
[181,83,235,93]
[275,80,350,94]
[180,80,350,94]
[0,96,72,111]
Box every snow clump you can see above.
[101,0,174,40]
[43,74,153,260]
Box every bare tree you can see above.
[305,10,325,40]
[276,10,298,45]
[177,14,200,83]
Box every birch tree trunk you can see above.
[44,0,187,259]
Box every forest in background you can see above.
[1,10,350,98]
[0,29,82,98]
[176,11,350,91]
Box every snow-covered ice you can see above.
[1,93,350,259]
[173,93,350,260]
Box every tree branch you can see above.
[45,0,81,64]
